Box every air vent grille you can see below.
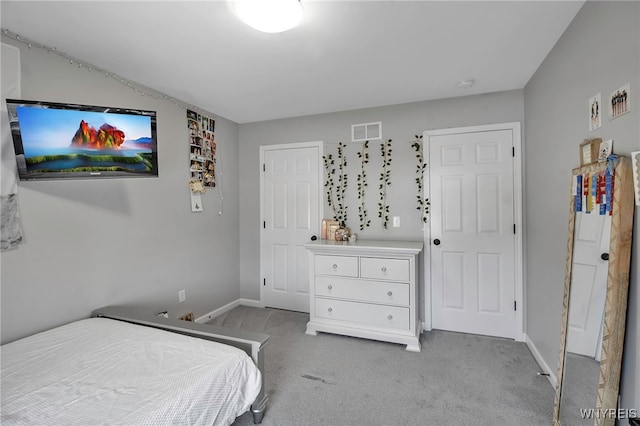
[352,121,382,142]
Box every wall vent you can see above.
[352,121,382,142]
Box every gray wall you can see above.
[238,90,525,306]
[524,1,639,412]
[0,36,241,344]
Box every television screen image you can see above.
[6,99,158,181]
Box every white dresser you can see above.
[304,239,423,352]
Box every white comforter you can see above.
[1,317,261,425]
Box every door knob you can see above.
[433,239,441,246]
[601,253,609,261]
[310,235,317,241]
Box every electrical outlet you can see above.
[392,216,400,227]
[178,289,186,303]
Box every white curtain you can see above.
[1,42,23,250]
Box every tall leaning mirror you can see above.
[553,156,634,426]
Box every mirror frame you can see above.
[553,156,634,426]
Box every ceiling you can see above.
[1,1,584,124]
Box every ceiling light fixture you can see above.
[235,0,303,33]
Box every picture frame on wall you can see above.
[608,83,631,120]
[589,92,601,131]
[187,109,217,189]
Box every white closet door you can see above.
[261,143,321,312]
[429,129,516,339]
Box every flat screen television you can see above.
[6,99,158,181]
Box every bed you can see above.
[1,306,269,425]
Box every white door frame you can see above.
[259,141,324,307]
[422,122,524,341]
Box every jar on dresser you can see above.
[304,239,423,352]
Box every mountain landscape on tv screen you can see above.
[71,120,126,149]
[23,119,154,174]
[126,136,153,148]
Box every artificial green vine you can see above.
[411,135,430,223]
[356,141,370,231]
[335,142,348,226]
[323,153,337,222]
[378,138,392,228]
[323,142,348,227]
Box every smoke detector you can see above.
[457,79,476,89]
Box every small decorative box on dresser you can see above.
[304,239,424,352]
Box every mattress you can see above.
[1,317,261,425]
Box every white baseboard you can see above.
[525,333,557,388]
[195,298,265,323]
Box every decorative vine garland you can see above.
[323,153,337,221]
[325,137,429,231]
[378,139,392,229]
[411,135,430,223]
[323,142,348,227]
[356,141,370,231]
[335,142,348,227]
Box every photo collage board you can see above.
[187,109,216,188]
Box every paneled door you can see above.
[260,142,322,313]
[567,213,611,359]
[427,125,520,339]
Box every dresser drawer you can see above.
[315,298,410,331]
[315,276,410,306]
[314,255,358,277]
[360,257,409,282]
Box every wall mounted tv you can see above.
[6,99,158,181]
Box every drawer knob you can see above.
[387,315,393,320]
[332,264,338,269]
[381,266,387,272]
[328,285,333,290]
[328,307,333,313]
[387,291,393,296]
